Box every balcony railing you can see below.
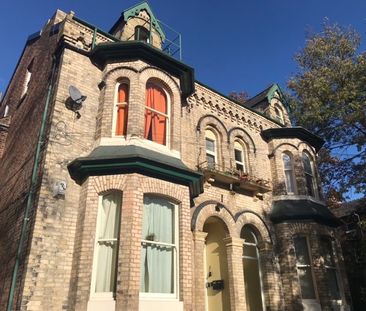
[197,162,271,194]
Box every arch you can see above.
[90,175,127,194]
[191,200,237,238]
[196,114,228,135]
[228,127,256,153]
[139,66,180,97]
[102,65,138,83]
[271,142,299,155]
[235,211,272,243]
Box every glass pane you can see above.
[283,153,292,169]
[305,175,314,196]
[294,237,311,265]
[235,148,243,162]
[95,241,118,292]
[99,193,121,240]
[242,227,257,244]
[236,163,244,171]
[302,153,312,175]
[326,269,341,299]
[298,267,316,299]
[320,238,335,266]
[140,244,174,293]
[207,154,215,169]
[142,197,174,243]
[206,138,215,152]
[243,257,263,311]
[285,170,295,193]
[244,244,257,258]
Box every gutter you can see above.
[6,54,59,311]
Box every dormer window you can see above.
[274,105,284,124]
[135,26,150,43]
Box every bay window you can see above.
[140,196,178,296]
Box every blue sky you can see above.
[1,0,366,98]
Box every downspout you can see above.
[7,54,58,311]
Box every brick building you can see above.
[0,2,351,311]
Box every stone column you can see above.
[193,231,208,311]
[224,237,247,311]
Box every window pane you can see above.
[320,238,335,266]
[235,148,242,162]
[141,196,176,295]
[283,154,291,169]
[98,193,121,239]
[244,257,264,311]
[206,138,215,152]
[326,269,341,299]
[294,237,311,265]
[140,244,174,293]
[207,154,215,168]
[302,153,312,175]
[298,267,316,299]
[285,170,295,193]
[95,241,118,292]
[305,175,314,197]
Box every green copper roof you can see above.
[270,199,341,227]
[122,1,165,41]
[68,145,203,198]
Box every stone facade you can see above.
[0,3,351,311]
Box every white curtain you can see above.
[140,196,174,293]
[95,192,121,293]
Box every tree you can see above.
[288,23,366,200]
[228,91,249,104]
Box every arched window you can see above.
[205,129,217,169]
[302,152,316,197]
[135,26,150,43]
[274,105,284,124]
[283,152,296,194]
[115,82,129,136]
[242,226,265,311]
[144,83,168,145]
[234,140,247,173]
[91,191,122,297]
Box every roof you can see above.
[68,145,203,198]
[261,127,324,152]
[271,199,341,227]
[109,1,165,41]
[244,83,290,113]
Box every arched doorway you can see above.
[242,226,265,311]
[203,217,231,311]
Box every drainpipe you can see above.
[7,54,58,311]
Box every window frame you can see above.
[21,60,33,98]
[319,236,342,301]
[139,195,179,300]
[274,105,284,124]
[112,81,130,137]
[242,226,266,311]
[144,82,170,147]
[205,129,217,169]
[234,140,247,174]
[90,191,122,300]
[293,236,319,303]
[135,25,151,43]
[282,152,296,194]
[302,152,318,198]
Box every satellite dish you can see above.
[66,85,87,118]
[69,85,87,104]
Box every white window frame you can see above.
[234,140,247,173]
[282,152,296,194]
[205,129,217,169]
[90,192,122,300]
[293,236,319,305]
[112,81,129,138]
[274,105,284,124]
[144,83,170,148]
[140,196,179,300]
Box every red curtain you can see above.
[144,85,167,145]
[115,84,129,136]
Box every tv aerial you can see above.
[66,85,87,118]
